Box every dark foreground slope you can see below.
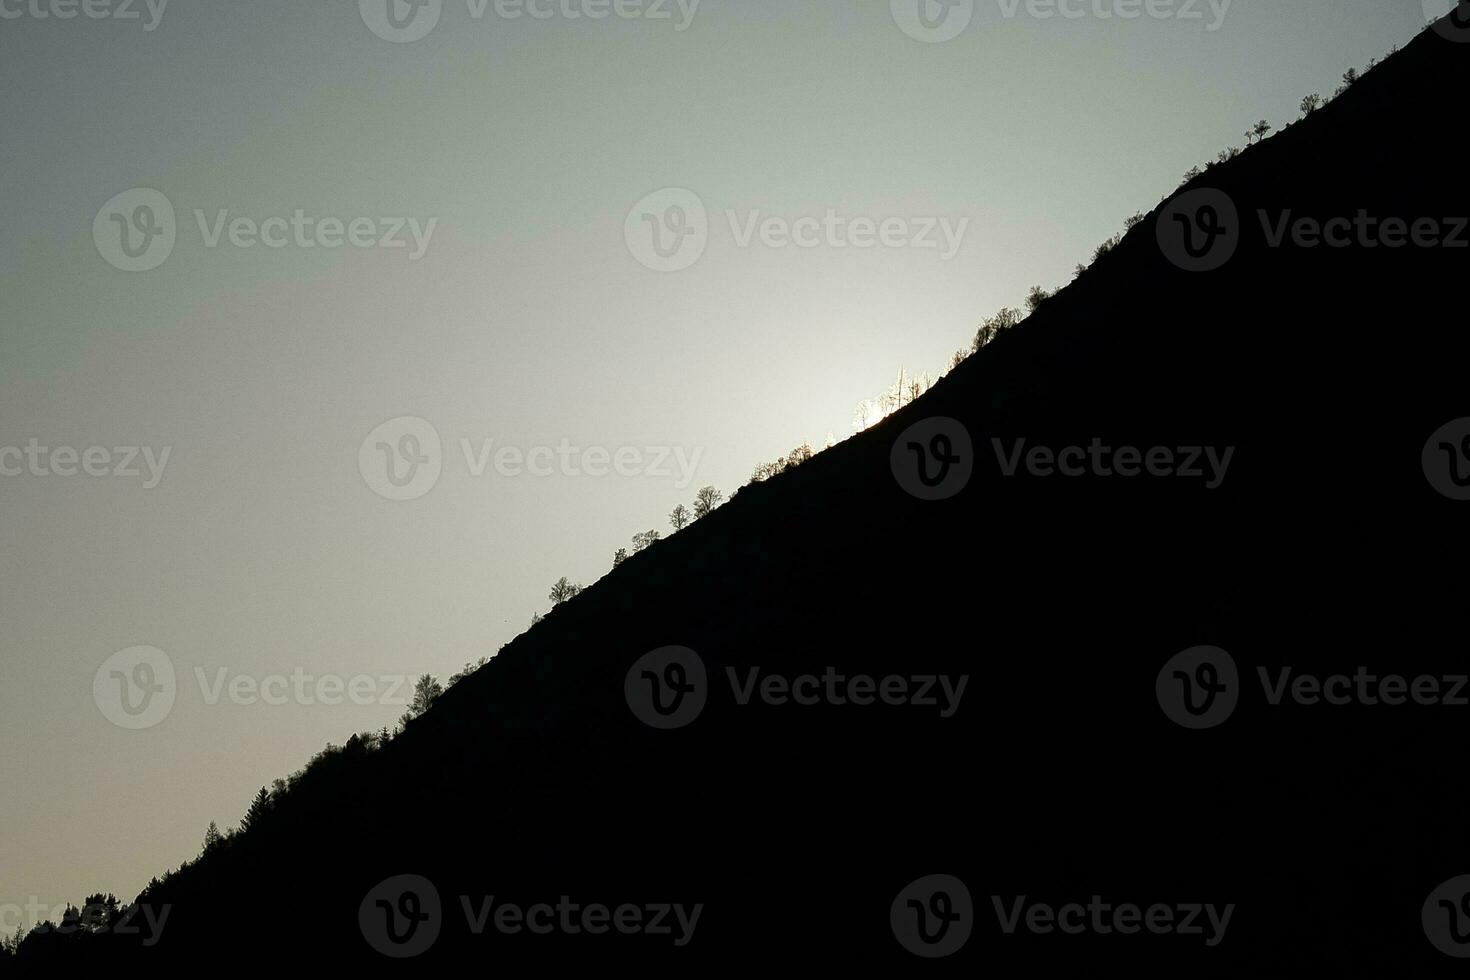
[19,16,1470,976]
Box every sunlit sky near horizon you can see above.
[0,0,1430,925]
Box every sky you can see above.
[0,0,1434,931]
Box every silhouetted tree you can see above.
[974,308,1020,352]
[530,612,543,627]
[751,442,818,484]
[612,548,629,567]
[1300,93,1322,116]
[239,787,272,834]
[447,657,488,688]
[669,504,691,531]
[879,367,928,414]
[692,486,723,519]
[1025,285,1052,312]
[79,894,121,932]
[549,577,581,605]
[1092,234,1123,263]
[202,821,224,854]
[632,530,660,552]
[400,674,443,728]
[751,461,779,483]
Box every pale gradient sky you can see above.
[0,0,1428,927]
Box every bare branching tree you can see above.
[549,577,581,605]
[692,486,724,519]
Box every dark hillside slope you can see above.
[24,16,1470,975]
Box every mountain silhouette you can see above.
[14,12,1470,973]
